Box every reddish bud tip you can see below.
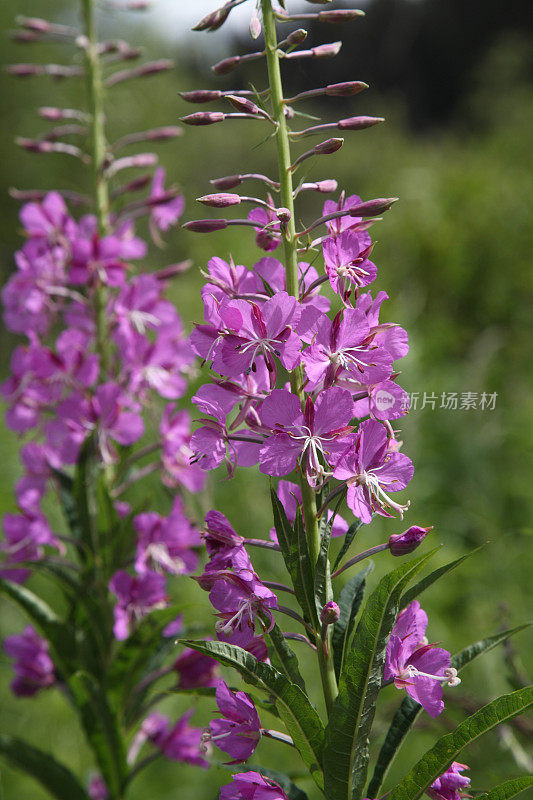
[276,207,291,223]
[349,197,398,217]
[179,90,223,103]
[180,112,226,126]
[338,116,385,130]
[320,601,340,625]
[389,526,433,556]
[286,29,308,46]
[210,175,243,190]
[326,81,368,97]
[183,219,228,233]
[313,137,344,155]
[212,56,241,76]
[197,193,241,208]
[318,10,365,23]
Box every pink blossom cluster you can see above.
[0,183,205,587]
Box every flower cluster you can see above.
[3,625,55,697]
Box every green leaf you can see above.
[265,622,307,691]
[314,510,334,612]
[386,686,533,800]
[0,735,89,800]
[270,487,318,628]
[332,563,374,681]
[0,577,76,675]
[367,622,532,798]
[239,766,309,800]
[180,639,325,788]
[323,549,437,800]
[477,776,533,800]
[400,545,485,610]
[68,671,127,796]
[332,521,363,573]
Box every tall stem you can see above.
[261,0,338,713]
[81,0,111,374]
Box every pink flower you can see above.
[1,512,61,584]
[426,763,471,800]
[88,775,108,800]
[389,525,433,556]
[148,168,185,234]
[253,257,330,314]
[220,772,289,800]
[384,601,459,717]
[248,204,281,252]
[333,419,413,523]
[160,405,206,491]
[174,646,220,690]
[3,625,55,697]
[207,681,261,763]
[134,498,201,575]
[109,570,168,640]
[204,571,277,648]
[19,191,76,247]
[323,230,377,297]
[259,388,355,486]
[128,710,208,768]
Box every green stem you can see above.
[261,0,338,714]
[81,0,111,375]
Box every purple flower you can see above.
[148,168,185,234]
[89,383,144,462]
[15,444,50,514]
[1,512,61,584]
[160,405,206,492]
[204,571,277,648]
[385,601,460,717]
[128,710,208,768]
[322,193,371,238]
[426,763,471,800]
[124,328,193,400]
[248,203,281,252]
[109,570,168,640]
[3,625,55,697]
[269,480,348,540]
[220,772,289,800]
[113,273,179,349]
[302,308,392,388]
[323,230,377,297]
[333,419,413,523]
[200,256,259,309]
[134,498,201,575]
[253,257,330,314]
[88,775,108,800]
[214,292,302,381]
[352,379,410,422]
[259,388,355,486]
[19,191,75,246]
[207,681,261,762]
[174,646,220,690]
[389,525,433,556]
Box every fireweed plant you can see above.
[0,3,531,800]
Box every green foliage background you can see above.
[0,2,531,798]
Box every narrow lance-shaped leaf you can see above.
[265,621,307,692]
[386,686,533,800]
[332,520,363,573]
[314,507,334,613]
[180,639,325,789]
[400,544,485,610]
[476,776,533,800]
[323,549,437,800]
[332,562,374,681]
[367,622,532,798]
[0,735,89,800]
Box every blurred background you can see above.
[1,1,532,798]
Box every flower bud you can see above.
[183,219,229,233]
[314,138,344,155]
[179,90,223,104]
[212,56,241,76]
[226,95,260,115]
[338,116,385,130]
[180,112,226,126]
[16,16,51,33]
[250,14,262,40]
[210,175,242,190]
[311,42,342,58]
[320,601,340,625]
[318,10,365,23]
[326,81,368,97]
[6,63,43,77]
[193,7,231,32]
[285,29,308,47]
[389,526,433,556]
[349,197,398,217]
[197,193,241,208]
[315,179,338,192]
[276,207,291,223]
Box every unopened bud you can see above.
[16,16,51,33]
[197,193,241,208]
[6,63,42,77]
[338,116,384,130]
[286,29,308,47]
[226,95,260,115]
[105,59,173,87]
[349,197,398,217]
[318,10,365,23]
[107,153,157,176]
[389,526,433,556]
[193,7,231,32]
[183,219,229,233]
[179,90,222,104]
[180,112,226,126]
[326,81,368,97]
[311,42,342,58]
[210,174,242,190]
[315,179,338,193]
[39,106,67,120]
[314,137,344,155]
[320,601,340,625]
[276,207,291,223]
[250,14,262,40]
[212,56,241,76]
